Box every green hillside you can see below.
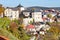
[0,17,30,40]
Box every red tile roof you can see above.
[26,24,35,29]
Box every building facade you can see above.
[4,8,19,20]
[32,12,43,22]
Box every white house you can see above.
[35,24,45,31]
[22,10,43,22]
[32,12,43,22]
[4,4,25,20]
[4,7,19,20]
[23,18,33,26]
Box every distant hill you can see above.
[27,6,60,11]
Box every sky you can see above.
[0,0,60,7]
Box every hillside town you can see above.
[0,4,60,40]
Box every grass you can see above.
[0,28,19,40]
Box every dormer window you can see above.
[25,13,29,16]
[23,12,30,17]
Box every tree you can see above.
[43,22,60,40]
[19,24,25,29]
[9,22,30,40]
[47,14,52,18]
[18,27,30,40]
[31,8,35,12]
[29,21,33,24]
[9,22,18,32]
[0,17,11,29]
[46,26,60,40]
[0,4,5,17]
[0,17,30,40]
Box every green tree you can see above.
[45,26,60,40]
[18,27,30,40]
[0,17,30,40]
[47,14,52,18]
[0,17,11,29]
[0,5,5,17]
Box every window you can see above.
[10,15,12,17]
[15,15,16,17]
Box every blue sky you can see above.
[0,0,60,7]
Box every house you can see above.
[33,22,46,35]
[32,12,43,22]
[47,9,57,18]
[39,24,50,35]
[22,10,33,27]
[23,18,33,26]
[26,24,35,31]
[4,4,25,20]
[4,7,19,20]
[34,22,45,32]
[39,28,45,35]
[26,24,36,34]
[42,24,50,31]
[34,22,50,35]
[22,10,31,18]
[42,13,47,23]
[23,10,43,22]
[42,9,56,23]
[35,22,50,35]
